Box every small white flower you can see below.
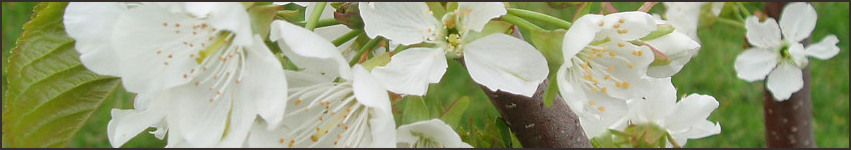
[662,2,724,42]
[359,2,549,97]
[396,119,472,148]
[623,78,722,147]
[734,2,840,101]
[67,2,288,147]
[244,20,395,148]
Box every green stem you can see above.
[332,30,363,47]
[317,18,339,28]
[716,17,746,29]
[501,14,543,32]
[507,8,572,30]
[731,3,746,22]
[305,2,327,31]
[736,2,752,17]
[391,44,409,54]
[349,37,384,66]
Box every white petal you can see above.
[184,2,254,46]
[734,48,779,82]
[271,20,352,81]
[645,32,701,78]
[779,2,818,43]
[464,34,548,97]
[578,92,629,137]
[367,105,398,148]
[359,2,442,45]
[111,4,209,93]
[246,120,291,148]
[239,35,288,129]
[457,2,506,32]
[671,120,721,139]
[284,70,333,89]
[663,94,719,132]
[352,65,391,110]
[557,64,588,113]
[563,14,604,60]
[638,78,678,122]
[353,65,397,148]
[107,95,167,148]
[64,2,126,76]
[396,119,469,148]
[745,16,783,48]
[371,48,447,96]
[216,95,258,147]
[788,43,810,67]
[804,35,840,60]
[599,12,658,41]
[766,63,803,101]
[169,84,232,147]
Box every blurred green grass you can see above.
[1,2,848,148]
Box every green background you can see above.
[2,2,848,148]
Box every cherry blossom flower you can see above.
[66,2,287,147]
[734,2,840,100]
[359,2,549,97]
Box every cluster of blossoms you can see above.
[556,6,720,147]
[60,2,838,148]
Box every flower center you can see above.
[279,82,372,147]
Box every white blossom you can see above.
[734,2,840,101]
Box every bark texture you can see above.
[762,2,818,148]
[479,79,592,148]
[458,26,592,148]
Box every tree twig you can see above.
[762,2,817,148]
[456,26,591,148]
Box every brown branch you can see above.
[478,78,592,148]
[762,2,817,148]
[456,26,591,148]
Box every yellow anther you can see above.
[613,24,621,28]
[591,87,599,93]
[598,21,605,26]
[618,19,625,23]
[295,99,303,105]
[589,100,597,105]
[607,66,614,71]
[604,75,612,80]
[601,87,608,93]
[618,43,625,47]
[623,82,631,88]
[598,106,606,112]
[615,81,622,87]
[628,63,635,68]
[609,51,616,57]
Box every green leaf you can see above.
[247,4,282,41]
[462,20,514,44]
[439,96,470,128]
[2,2,121,148]
[401,96,430,125]
[360,51,391,71]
